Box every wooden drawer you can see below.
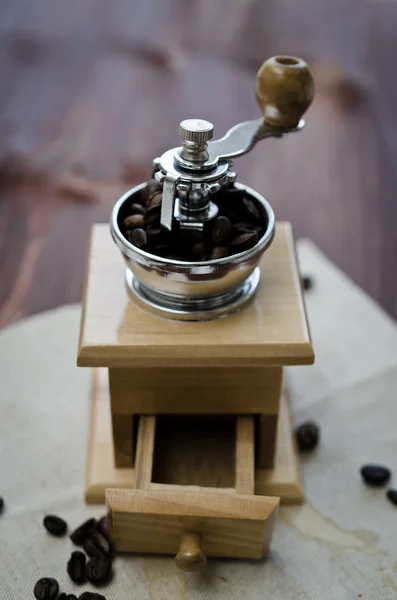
[106,414,280,568]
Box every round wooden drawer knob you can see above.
[175,532,207,572]
[256,56,315,128]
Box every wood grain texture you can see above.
[111,413,134,468]
[85,369,303,504]
[78,223,314,368]
[109,366,282,415]
[152,415,236,489]
[235,417,255,494]
[106,488,279,558]
[134,416,156,489]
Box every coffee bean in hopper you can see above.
[129,203,145,215]
[0,496,4,514]
[123,214,145,229]
[210,246,229,260]
[70,518,97,545]
[142,179,163,203]
[43,515,67,537]
[386,489,397,506]
[229,231,258,254]
[211,216,232,245]
[242,196,262,221]
[67,551,86,583]
[33,578,59,600]
[191,240,210,261]
[85,554,112,585]
[144,202,161,225]
[295,421,320,451]
[129,228,147,248]
[360,464,391,487]
[79,592,107,600]
[58,594,77,600]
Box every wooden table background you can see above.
[0,0,396,327]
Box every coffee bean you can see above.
[146,225,162,240]
[84,532,111,558]
[191,241,210,261]
[43,515,67,537]
[210,246,229,260]
[0,496,4,514]
[97,516,111,542]
[146,192,162,209]
[143,179,163,203]
[79,592,107,600]
[360,465,391,487]
[130,203,145,215]
[123,214,145,229]
[85,554,112,586]
[67,551,86,583]
[242,196,262,221]
[386,489,397,506]
[211,216,232,245]
[129,228,147,248]
[70,518,97,545]
[229,231,258,253]
[302,275,314,291]
[295,421,320,452]
[33,578,59,600]
[233,222,256,234]
[145,203,161,225]
[58,594,78,600]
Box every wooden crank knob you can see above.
[175,532,207,572]
[256,56,315,128]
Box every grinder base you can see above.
[125,267,260,321]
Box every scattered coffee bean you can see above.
[84,532,111,558]
[210,246,229,260]
[129,228,147,248]
[123,214,145,229]
[302,275,314,291]
[386,489,397,506]
[43,515,67,537]
[70,518,97,545]
[97,516,111,542]
[34,578,59,600]
[67,551,86,584]
[211,216,232,245]
[85,554,112,585]
[129,203,145,215]
[296,421,320,452]
[58,594,78,600]
[79,592,106,600]
[229,231,258,253]
[0,496,4,514]
[360,464,391,487]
